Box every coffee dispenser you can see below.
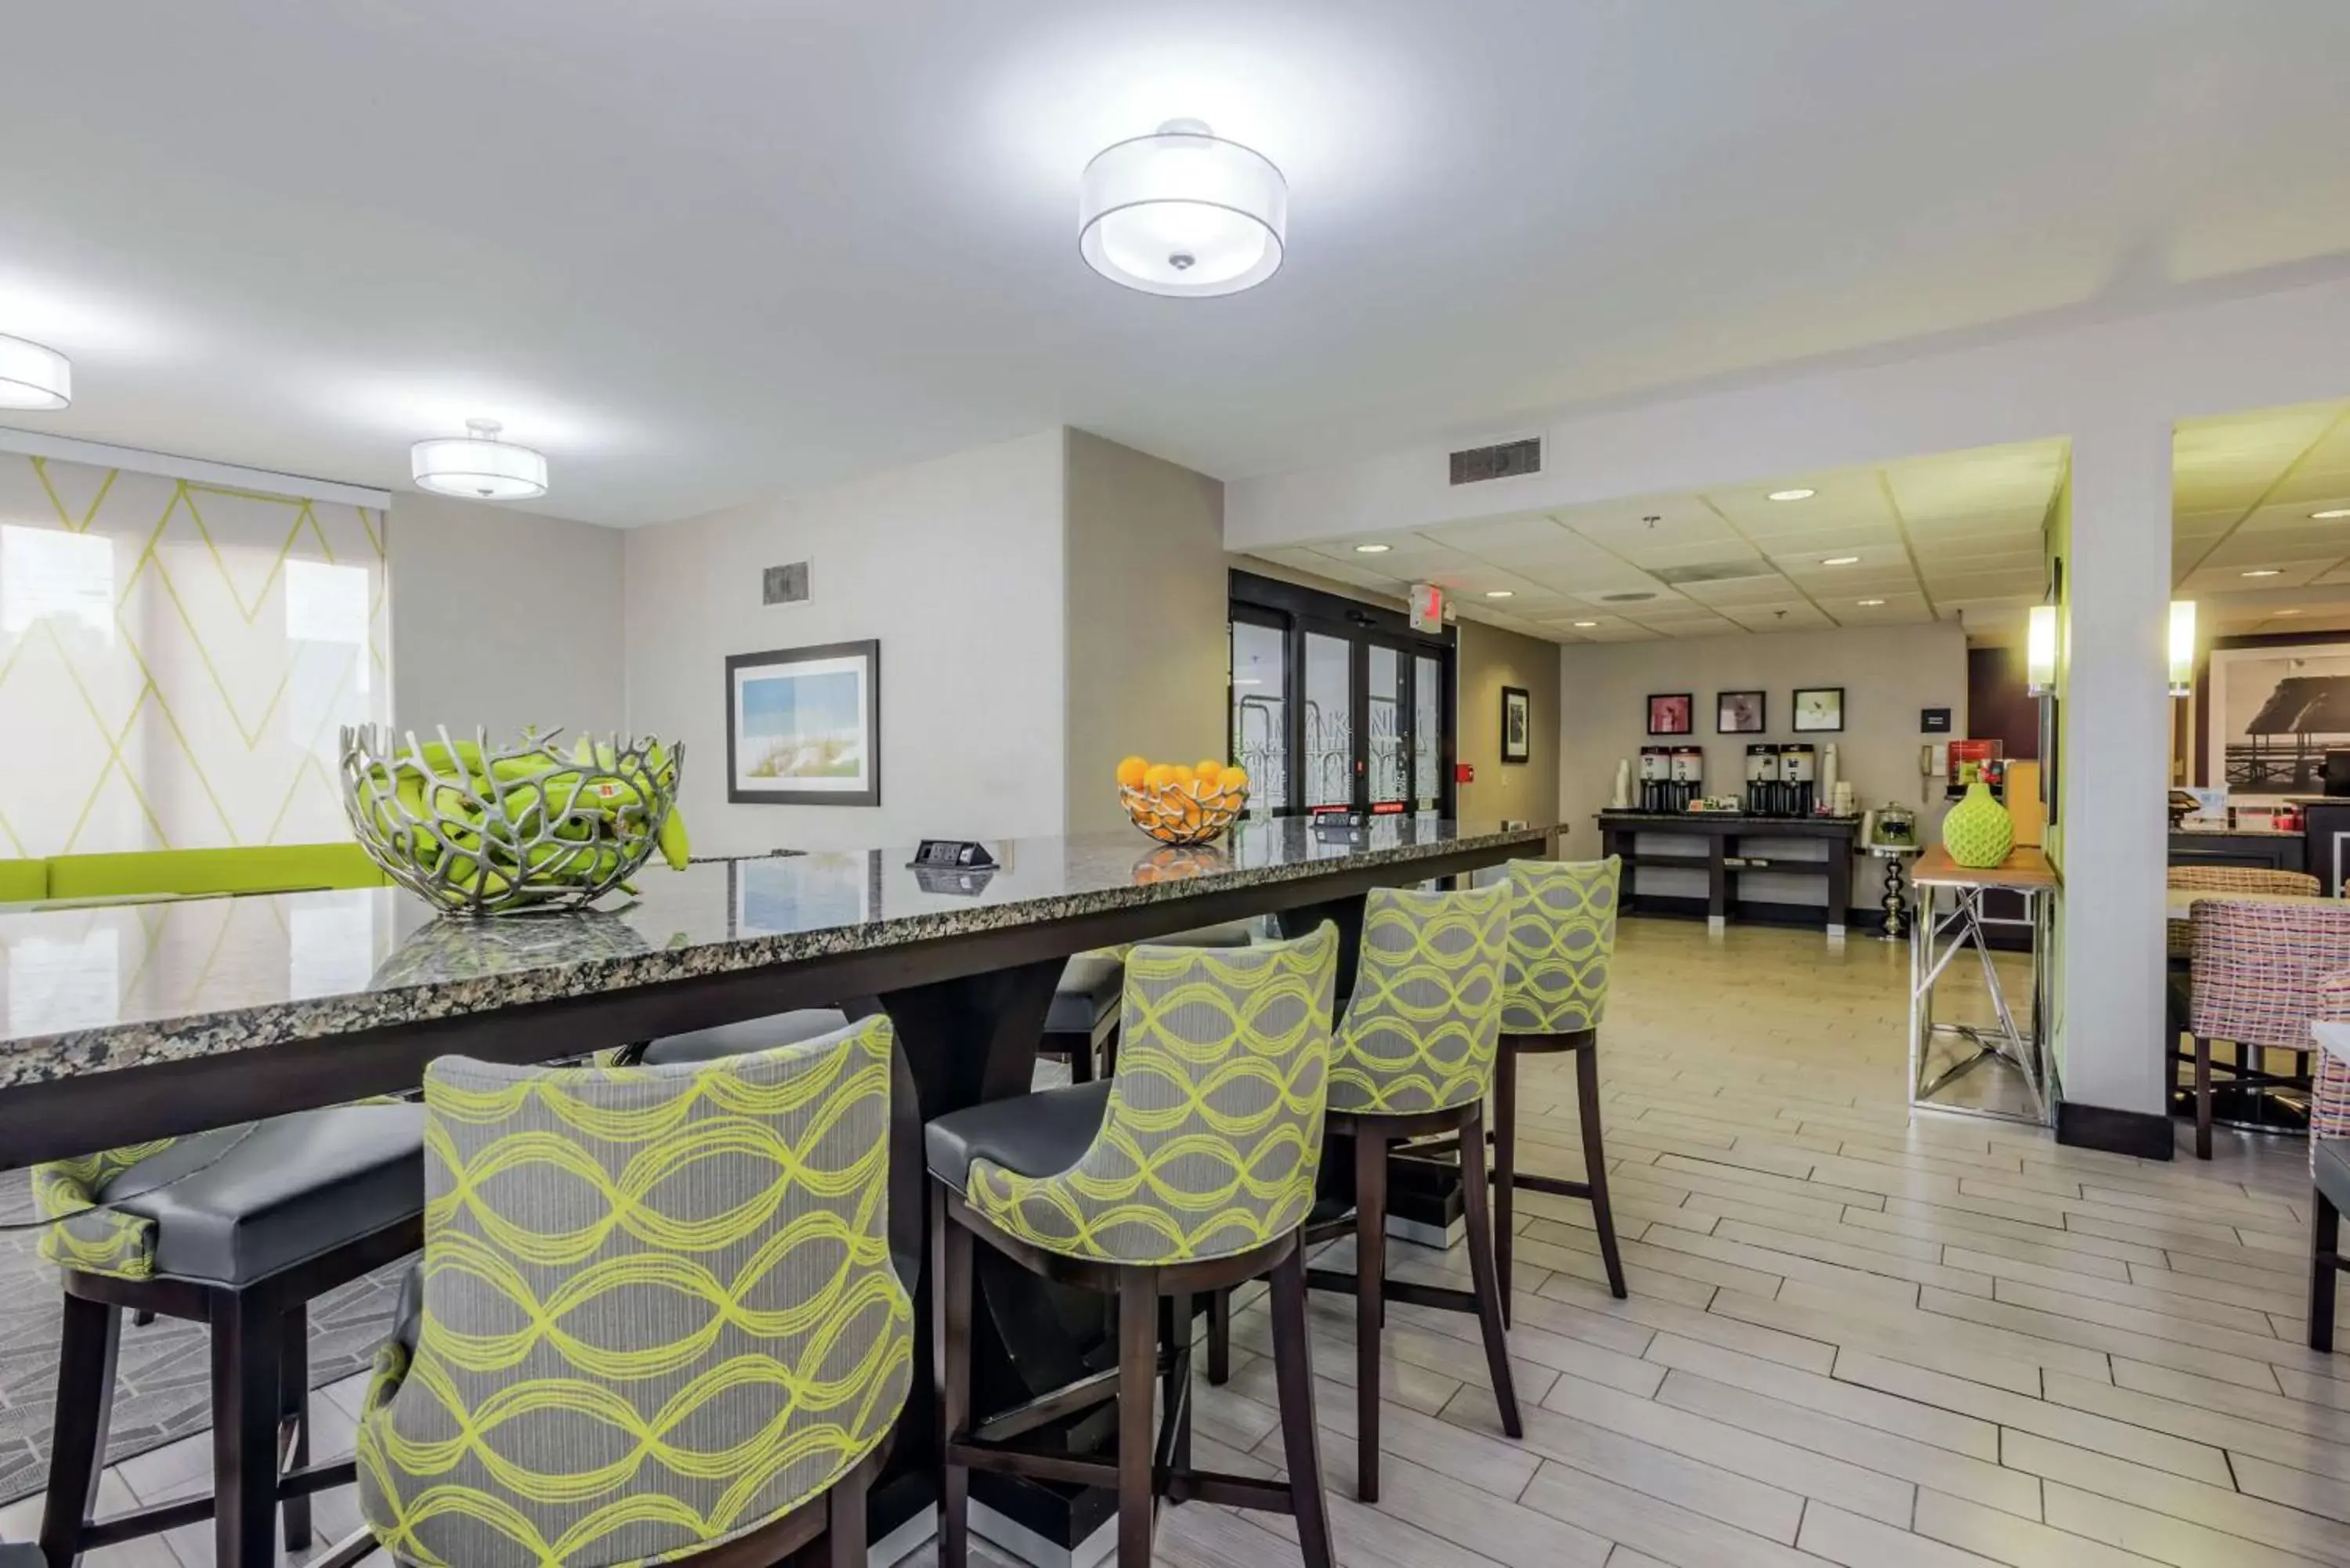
[1668,745,1704,812]
[1781,743,1818,818]
[1744,744,1779,816]
[1638,746,1671,812]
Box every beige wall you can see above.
[1064,432,1228,833]
[1457,620,1560,828]
[1557,622,1968,908]
[621,430,1066,857]
[390,493,627,740]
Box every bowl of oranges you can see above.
[1115,755,1250,846]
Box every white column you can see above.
[2056,419,2174,1122]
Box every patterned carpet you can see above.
[0,1169,405,1505]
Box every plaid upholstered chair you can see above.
[926,927,1339,1568]
[352,1016,912,1568]
[2310,974,2350,1350]
[2164,866,2320,961]
[2178,900,2350,1160]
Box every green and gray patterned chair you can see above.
[352,1015,912,1568]
[1305,882,1520,1503]
[925,927,1340,1568]
[1494,855,1625,1308]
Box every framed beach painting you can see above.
[725,639,880,806]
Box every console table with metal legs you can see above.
[1908,844,2056,1125]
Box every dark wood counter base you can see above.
[1598,811,1860,936]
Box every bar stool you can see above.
[927,927,1340,1568]
[2177,899,2350,1158]
[631,1004,856,1063]
[1494,856,1628,1308]
[34,1104,426,1568]
[1040,922,1260,1083]
[350,1017,912,1568]
[1303,883,1518,1502]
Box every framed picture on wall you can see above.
[1501,685,1531,763]
[1716,690,1766,734]
[725,639,880,806]
[1792,686,1845,733]
[1647,692,1693,735]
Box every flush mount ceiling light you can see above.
[1353,543,1390,554]
[0,331,71,410]
[2242,569,2282,578]
[1821,555,1860,566]
[1079,119,1287,298]
[1572,620,1599,628]
[410,419,548,500]
[2316,508,2350,521]
[1767,488,1816,502]
[1856,598,1886,606]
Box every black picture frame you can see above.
[1716,690,1766,735]
[1791,686,1846,734]
[1501,685,1531,763]
[1647,692,1694,736]
[724,639,881,807]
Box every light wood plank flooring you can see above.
[7,916,2345,1567]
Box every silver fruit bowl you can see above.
[339,724,685,916]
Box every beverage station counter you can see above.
[1597,809,1861,938]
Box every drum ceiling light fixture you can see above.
[410,418,549,500]
[0,331,71,410]
[1079,119,1288,298]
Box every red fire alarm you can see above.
[1455,761,1476,783]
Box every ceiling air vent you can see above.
[1650,562,1776,587]
[1598,591,1658,604]
[1449,437,1542,486]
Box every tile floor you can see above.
[5,916,2345,1567]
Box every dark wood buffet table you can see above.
[0,817,1549,1563]
[1598,809,1860,937]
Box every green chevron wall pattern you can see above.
[0,453,390,858]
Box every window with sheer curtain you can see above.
[0,452,390,857]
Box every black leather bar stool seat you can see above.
[638,1007,851,1065]
[37,1103,426,1568]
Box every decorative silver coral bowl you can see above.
[339,724,686,916]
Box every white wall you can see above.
[622,430,1067,857]
[1064,432,1227,834]
[389,492,627,741]
[1557,623,1967,909]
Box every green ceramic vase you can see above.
[1941,780,2014,868]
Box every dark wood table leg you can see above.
[1827,845,1853,939]
[1707,833,1729,930]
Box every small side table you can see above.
[1909,844,2057,1126]
[1867,843,1923,942]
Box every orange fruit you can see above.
[1142,762,1178,793]
[1115,754,1149,789]
[1220,766,1249,793]
[1168,764,1196,792]
[1193,759,1223,789]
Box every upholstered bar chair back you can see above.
[2315,971,2350,1166]
[1502,857,1622,1036]
[2165,866,2323,960]
[964,923,1337,1265]
[2188,900,2350,1053]
[356,1017,912,1568]
[1327,885,1509,1115]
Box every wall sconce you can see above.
[2025,604,2057,696]
[2168,600,2196,697]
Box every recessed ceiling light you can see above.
[0,331,71,410]
[1821,555,1861,566]
[1079,119,1287,298]
[1353,543,1391,554]
[2242,569,2282,578]
[1768,488,1816,502]
[2277,609,2304,616]
[410,418,549,500]
[1572,620,1599,628]
[1856,598,1886,607]
[1484,590,1513,598]
[2315,508,2350,521]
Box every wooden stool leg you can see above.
[1067,1039,1093,1085]
[825,1453,869,1568]
[1117,1271,1158,1568]
[2313,1187,2341,1354]
[933,1184,972,1568]
[1268,1247,1336,1568]
[1576,1043,1627,1299]
[211,1292,284,1568]
[2195,1038,2214,1160]
[1458,1107,1522,1439]
[1206,1288,1231,1386]
[39,1292,121,1568]
[280,1302,312,1552]
[1494,1044,1518,1326]
[1354,1127,1387,1504]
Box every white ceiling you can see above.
[1246,440,2065,645]
[2,3,2348,525]
[2176,399,2350,637]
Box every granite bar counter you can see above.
[0,816,1550,1564]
